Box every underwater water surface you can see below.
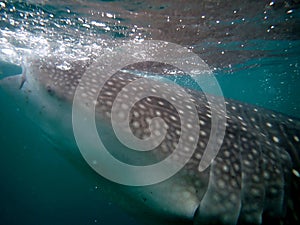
[0,0,300,225]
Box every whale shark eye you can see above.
[46,85,55,96]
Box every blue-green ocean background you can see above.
[0,1,300,225]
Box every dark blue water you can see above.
[0,1,299,225]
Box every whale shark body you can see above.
[0,56,299,225]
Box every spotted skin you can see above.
[0,57,299,225]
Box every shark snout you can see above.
[0,61,22,79]
[0,65,26,92]
[0,73,24,88]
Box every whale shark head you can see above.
[0,54,300,225]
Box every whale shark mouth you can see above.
[0,67,27,92]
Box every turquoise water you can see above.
[0,1,300,225]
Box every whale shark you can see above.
[0,55,299,225]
